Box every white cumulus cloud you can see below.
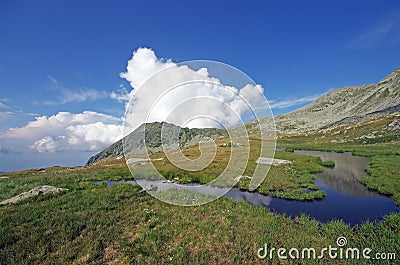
[117,47,270,132]
[1,111,122,153]
[29,136,61,153]
[119,48,175,89]
[110,84,130,103]
[66,122,122,151]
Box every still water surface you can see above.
[96,150,398,225]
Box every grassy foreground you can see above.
[0,150,399,264]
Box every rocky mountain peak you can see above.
[86,122,226,165]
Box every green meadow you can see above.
[0,138,399,264]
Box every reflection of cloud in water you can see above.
[94,172,397,225]
[294,150,376,196]
[137,180,273,207]
[226,189,272,207]
[138,180,231,196]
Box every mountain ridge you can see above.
[86,67,400,165]
[273,67,400,133]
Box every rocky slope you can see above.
[87,67,400,164]
[274,67,400,133]
[86,122,226,165]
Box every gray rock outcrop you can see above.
[86,122,226,166]
[0,185,68,206]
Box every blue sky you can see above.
[1,0,400,172]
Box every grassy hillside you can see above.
[0,159,399,264]
[278,112,400,146]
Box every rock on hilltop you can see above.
[86,122,226,165]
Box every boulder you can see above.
[0,185,68,206]
[256,157,292,166]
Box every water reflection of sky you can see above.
[96,150,398,225]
